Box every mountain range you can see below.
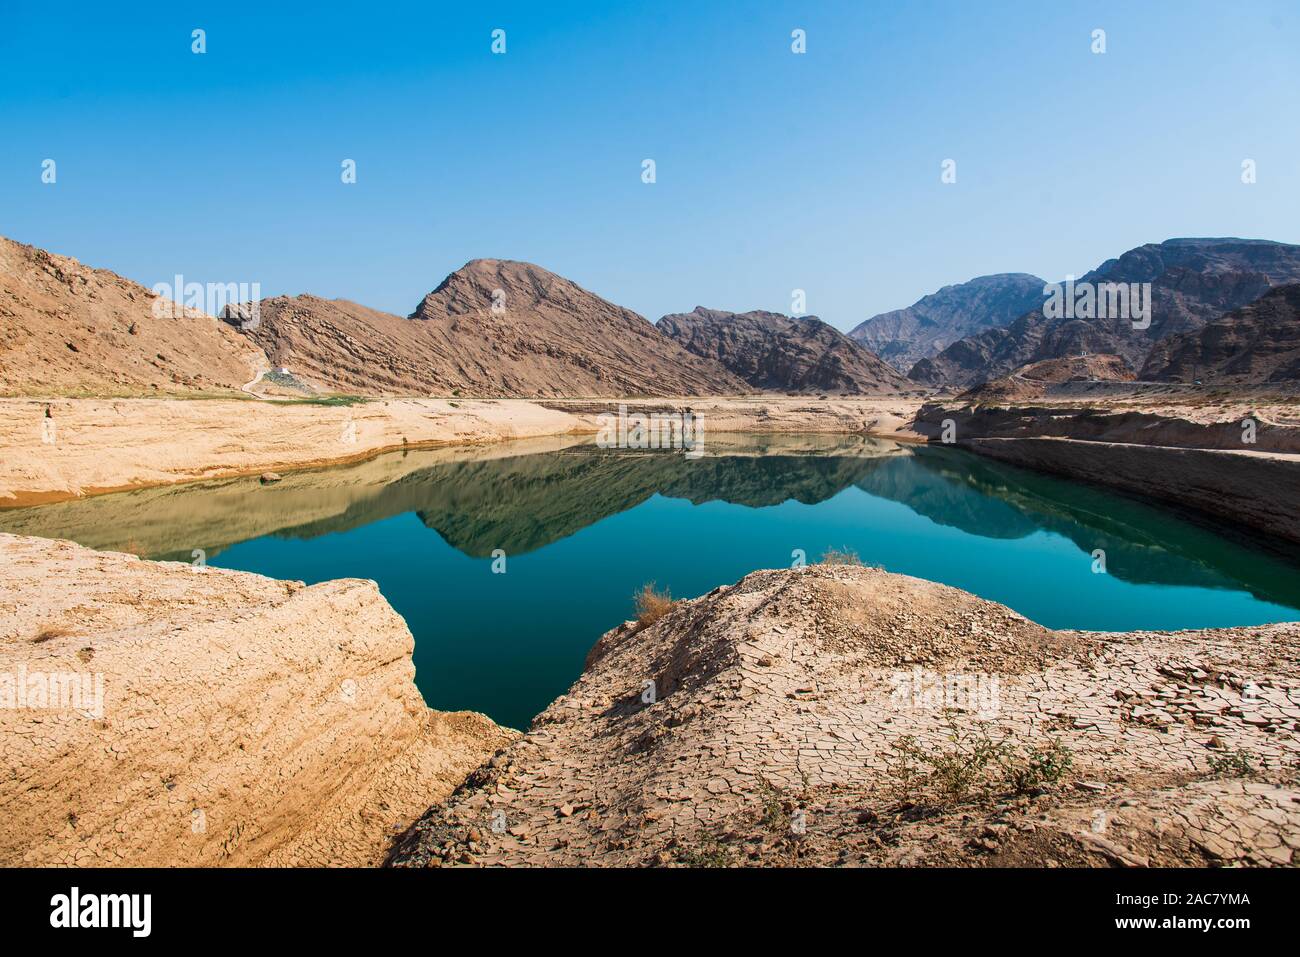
[907,238,1300,387]
[5,233,1300,399]
[848,273,1046,373]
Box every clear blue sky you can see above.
[3,1,1298,331]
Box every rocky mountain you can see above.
[911,239,1300,388]
[957,354,1135,403]
[237,260,748,398]
[656,306,910,394]
[0,236,265,396]
[1140,283,1300,384]
[849,273,1046,373]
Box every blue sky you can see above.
[3,1,1298,331]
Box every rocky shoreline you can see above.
[3,537,1298,868]
[912,401,1300,545]
[389,564,1300,868]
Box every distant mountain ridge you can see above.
[657,306,910,394]
[911,238,1300,388]
[849,273,1046,373]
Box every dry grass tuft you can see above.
[819,547,864,566]
[633,581,675,627]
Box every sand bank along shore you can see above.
[0,396,923,508]
[0,533,515,866]
[389,563,1300,868]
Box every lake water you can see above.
[5,433,1300,730]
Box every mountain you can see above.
[848,273,1046,373]
[0,236,265,396]
[237,260,747,398]
[957,354,1135,403]
[656,306,910,394]
[1140,283,1300,384]
[911,239,1300,388]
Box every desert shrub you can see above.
[1208,749,1257,779]
[888,713,1074,804]
[999,739,1073,794]
[633,581,675,627]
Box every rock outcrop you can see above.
[0,236,266,397]
[849,273,1046,373]
[0,533,514,866]
[657,307,910,394]
[238,261,749,398]
[912,239,1300,387]
[388,564,1300,867]
[1141,283,1300,384]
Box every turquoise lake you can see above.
[5,434,1299,730]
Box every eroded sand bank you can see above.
[0,396,923,507]
[0,533,515,866]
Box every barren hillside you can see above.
[1141,283,1300,384]
[657,307,910,394]
[0,236,266,397]
[241,261,750,398]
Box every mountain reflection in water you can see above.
[4,434,1298,728]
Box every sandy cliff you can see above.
[0,397,587,507]
[0,533,513,866]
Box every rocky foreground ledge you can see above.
[389,564,1300,867]
[0,533,513,866]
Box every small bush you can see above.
[633,581,675,627]
[1208,749,1257,779]
[887,713,1074,805]
[1000,739,1073,794]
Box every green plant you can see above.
[999,739,1073,794]
[1208,749,1257,779]
[674,835,733,868]
[757,779,791,834]
[887,713,1074,804]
